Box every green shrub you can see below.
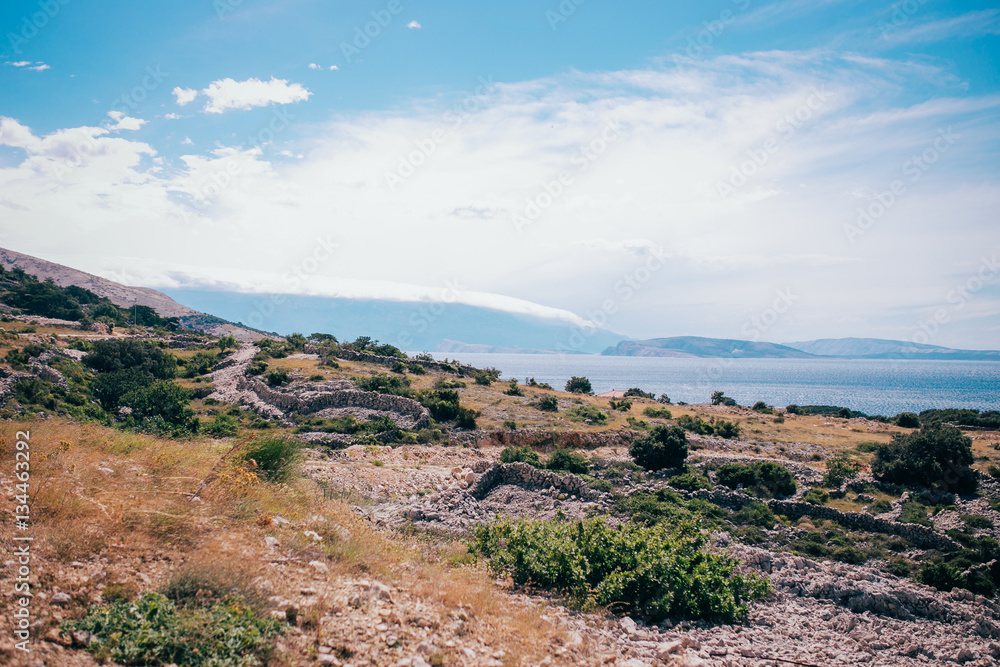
[84,339,176,379]
[667,469,712,492]
[855,441,881,454]
[119,381,198,434]
[609,399,632,412]
[499,445,541,467]
[894,412,920,428]
[434,378,465,389]
[710,391,736,406]
[963,514,994,530]
[898,500,931,526]
[565,376,592,394]
[503,419,517,430]
[265,368,291,387]
[546,449,590,475]
[715,462,796,498]
[623,387,654,399]
[237,436,302,483]
[869,499,893,514]
[504,379,524,396]
[714,420,740,439]
[534,395,559,412]
[872,424,977,494]
[752,402,773,414]
[204,414,240,437]
[474,373,493,386]
[730,502,776,528]
[803,488,829,505]
[91,368,152,412]
[470,517,770,623]
[354,373,410,394]
[629,425,688,471]
[567,404,607,425]
[643,406,673,420]
[822,453,860,487]
[62,593,281,666]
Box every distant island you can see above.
[602,335,1000,361]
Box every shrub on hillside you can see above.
[533,395,559,412]
[471,517,770,623]
[84,339,176,379]
[715,462,796,498]
[546,449,590,475]
[499,445,541,467]
[894,412,921,428]
[624,387,655,399]
[822,453,861,487]
[629,425,688,471]
[567,404,607,425]
[610,399,632,412]
[504,379,524,396]
[354,373,410,394]
[643,406,673,420]
[237,435,302,483]
[871,424,977,494]
[565,376,593,394]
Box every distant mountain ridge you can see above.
[602,336,818,359]
[784,337,1000,361]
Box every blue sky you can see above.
[1,0,999,348]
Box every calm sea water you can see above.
[426,354,1000,416]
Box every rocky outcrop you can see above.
[469,462,597,501]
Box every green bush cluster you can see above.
[642,406,673,420]
[237,436,302,483]
[871,424,977,494]
[566,404,607,424]
[715,462,796,498]
[498,446,590,474]
[609,399,632,412]
[677,414,740,439]
[629,425,688,471]
[822,453,861,487]
[62,593,281,666]
[533,395,559,412]
[565,376,593,394]
[470,517,770,623]
[623,387,654,399]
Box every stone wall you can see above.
[469,462,597,501]
[319,346,480,375]
[455,429,635,451]
[688,488,958,551]
[238,376,431,429]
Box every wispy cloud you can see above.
[200,76,311,113]
[882,9,1000,44]
[6,60,49,71]
[407,20,422,29]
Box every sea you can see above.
[425,354,1000,417]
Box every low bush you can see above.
[499,445,541,467]
[610,399,632,412]
[643,406,673,420]
[752,402,773,414]
[533,395,559,412]
[629,425,688,471]
[871,424,977,494]
[237,436,302,483]
[63,593,281,666]
[803,488,830,505]
[666,468,712,492]
[471,517,770,623]
[354,373,410,394]
[504,379,524,396]
[204,414,240,437]
[715,462,796,498]
[567,404,607,425]
[623,387,654,399]
[894,412,920,428]
[265,368,291,387]
[546,449,590,475]
[823,453,861,487]
[565,376,593,394]
[898,500,931,526]
[963,514,994,530]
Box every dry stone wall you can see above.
[469,462,597,500]
[456,428,634,450]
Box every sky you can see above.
[1,0,999,349]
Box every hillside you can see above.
[602,336,818,359]
[785,337,1000,360]
[2,311,1000,665]
[0,247,269,342]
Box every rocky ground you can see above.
[302,443,1000,667]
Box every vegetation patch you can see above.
[715,462,796,498]
[471,517,770,623]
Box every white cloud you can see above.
[883,9,1000,43]
[330,65,339,71]
[407,20,421,29]
[0,52,998,347]
[200,76,312,114]
[309,63,338,71]
[172,87,198,106]
[181,136,193,145]
[106,111,147,132]
[164,113,183,120]
[7,61,49,71]
[308,63,320,69]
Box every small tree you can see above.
[894,412,920,429]
[565,376,593,394]
[629,425,688,471]
[217,335,237,352]
[711,391,737,406]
